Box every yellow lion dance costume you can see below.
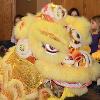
[0,3,100,100]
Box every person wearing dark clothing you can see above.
[90,33,100,54]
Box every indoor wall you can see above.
[0,0,100,40]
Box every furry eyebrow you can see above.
[40,30,61,42]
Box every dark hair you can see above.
[68,8,80,16]
[15,14,23,19]
[14,14,23,24]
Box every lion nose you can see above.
[62,50,92,68]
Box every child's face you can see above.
[91,20,98,30]
[71,11,78,16]
[15,17,21,23]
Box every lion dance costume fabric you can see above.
[0,3,100,100]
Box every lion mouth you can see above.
[53,80,92,88]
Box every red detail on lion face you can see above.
[26,56,36,64]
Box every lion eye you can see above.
[71,29,81,42]
[42,44,59,55]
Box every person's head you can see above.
[68,8,80,16]
[14,15,23,24]
[90,15,100,33]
